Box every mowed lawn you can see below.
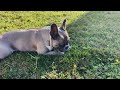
[1,11,120,79]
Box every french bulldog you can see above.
[0,19,71,59]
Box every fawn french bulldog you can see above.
[0,19,71,59]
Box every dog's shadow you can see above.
[0,51,70,79]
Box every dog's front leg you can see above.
[37,49,47,54]
[36,44,48,54]
[44,51,64,55]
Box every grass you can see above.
[1,11,120,79]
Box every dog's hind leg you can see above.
[0,40,14,59]
[0,36,2,38]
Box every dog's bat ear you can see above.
[50,23,59,40]
[60,19,66,30]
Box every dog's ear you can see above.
[60,19,66,30]
[50,23,59,40]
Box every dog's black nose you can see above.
[65,46,69,50]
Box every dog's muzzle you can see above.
[59,43,71,52]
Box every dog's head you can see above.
[50,19,71,52]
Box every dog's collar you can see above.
[46,36,54,51]
[49,36,53,47]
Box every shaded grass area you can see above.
[1,11,120,79]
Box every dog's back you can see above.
[1,29,50,52]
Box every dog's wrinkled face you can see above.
[50,19,71,52]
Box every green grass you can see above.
[1,11,120,79]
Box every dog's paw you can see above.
[46,46,53,51]
[44,51,64,55]
[58,52,64,55]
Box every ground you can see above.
[0,11,120,79]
